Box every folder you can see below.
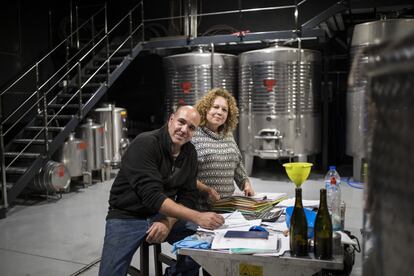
[224,230,269,239]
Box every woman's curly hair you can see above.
[195,88,239,135]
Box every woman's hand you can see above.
[207,187,220,202]
[243,180,255,196]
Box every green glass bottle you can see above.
[289,187,308,256]
[314,188,333,259]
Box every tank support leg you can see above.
[83,171,92,187]
[100,167,105,182]
[104,162,112,180]
[297,154,307,162]
[353,156,362,182]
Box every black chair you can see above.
[128,242,177,276]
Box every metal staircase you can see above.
[0,1,145,218]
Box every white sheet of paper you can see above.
[261,221,288,232]
[254,234,290,256]
[197,211,261,233]
[211,231,279,250]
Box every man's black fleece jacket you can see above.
[106,125,199,220]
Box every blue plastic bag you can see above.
[171,235,212,253]
[285,206,317,238]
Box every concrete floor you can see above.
[0,163,364,276]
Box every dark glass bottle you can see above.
[314,188,333,259]
[289,187,308,257]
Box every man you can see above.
[99,106,224,276]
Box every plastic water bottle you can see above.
[324,166,341,190]
[325,166,341,231]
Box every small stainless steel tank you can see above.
[79,119,104,171]
[239,45,321,174]
[163,47,237,117]
[346,18,414,180]
[57,132,87,177]
[94,104,128,167]
[32,161,71,193]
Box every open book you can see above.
[212,192,287,214]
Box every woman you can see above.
[192,88,254,211]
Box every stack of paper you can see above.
[212,192,287,215]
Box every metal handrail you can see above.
[0,6,105,97]
[144,0,307,23]
[4,64,78,167]
[0,1,144,211]
[1,14,107,139]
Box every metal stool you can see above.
[128,241,177,276]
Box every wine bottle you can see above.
[314,188,333,259]
[289,187,308,256]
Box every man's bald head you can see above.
[168,105,200,147]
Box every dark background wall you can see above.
[1,0,413,167]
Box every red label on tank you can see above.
[178,99,186,106]
[99,127,104,134]
[263,79,276,92]
[78,142,87,150]
[181,81,192,94]
[58,165,65,177]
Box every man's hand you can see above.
[196,212,225,230]
[207,187,220,202]
[146,220,171,244]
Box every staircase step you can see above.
[85,64,117,73]
[94,56,124,63]
[26,126,64,132]
[58,93,94,99]
[4,152,41,159]
[13,139,53,144]
[100,48,131,57]
[6,166,28,174]
[82,73,107,80]
[37,114,74,120]
[48,104,80,109]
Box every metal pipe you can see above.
[35,63,41,114]
[0,126,8,209]
[65,38,70,87]
[141,0,145,42]
[210,43,215,89]
[295,39,302,137]
[185,0,191,37]
[0,93,8,209]
[144,2,309,23]
[294,0,302,137]
[129,12,133,56]
[105,3,110,86]
[75,6,80,49]
[42,87,49,156]
[70,0,73,47]
[77,62,83,119]
[91,16,95,55]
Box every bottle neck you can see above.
[319,189,328,211]
[294,187,303,208]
